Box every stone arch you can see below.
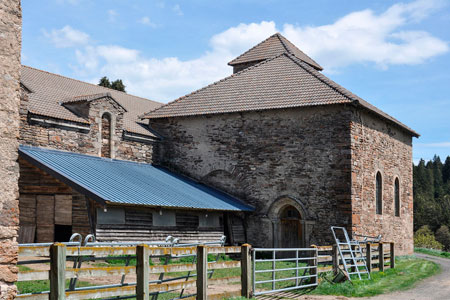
[267,196,314,248]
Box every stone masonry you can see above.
[150,105,415,254]
[0,0,21,299]
[150,105,354,248]
[351,109,414,254]
[19,89,155,163]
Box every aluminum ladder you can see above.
[331,226,371,280]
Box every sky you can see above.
[22,0,450,163]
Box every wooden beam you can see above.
[390,243,395,269]
[196,245,207,300]
[50,243,66,300]
[240,244,251,298]
[136,245,150,300]
[366,243,372,273]
[378,243,385,272]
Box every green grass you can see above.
[308,257,440,297]
[415,247,450,259]
[16,279,93,294]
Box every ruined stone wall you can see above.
[350,109,414,255]
[150,105,353,248]
[19,90,154,163]
[0,0,21,298]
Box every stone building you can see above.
[143,33,418,254]
[18,66,252,245]
[0,0,21,299]
[17,33,418,254]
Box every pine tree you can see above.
[443,156,450,184]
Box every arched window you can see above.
[376,172,382,215]
[101,113,111,158]
[394,178,400,217]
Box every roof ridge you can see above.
[227,32,280,66]
[21,65,162,105]
[284,53,418,136]
[141,52,287,119]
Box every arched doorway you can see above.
[279,205,302,248]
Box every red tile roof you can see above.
[21,66,162,137]
[228,33,323,71]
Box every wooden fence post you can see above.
[241,244,252,298]
[196,245,207,300]
[390,242,395,269]
[350,245,356,273]
[332,244,339,274]
[309,247,318,285]
[378,243,384,272]
[366,243,372,273]
[136,245,150,300]
[50,243,66,300]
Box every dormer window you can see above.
[101,113,112,158]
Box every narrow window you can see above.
[394,178,400,217]
[376,172,382,215]
[101,113,111,158]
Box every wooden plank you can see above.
[317,255,332,263]
[207,246,241,254]
[366,243,372,273]
[317,266,333,273]
[241,244,251,298]
[55,195,72,225]
[209,261,240,270]
[19,246,50,256]
[196,245,207,300]
[50,243,66,300]
[36,225,54,244]
[332,245,338,274]
[18,225,36,244]
[66,246,197,256]
[136,245,150,300]
[18,270,49,281]
[390,243,395,269]
[36,195,55,225]
[315,245,333,251]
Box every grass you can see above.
[415,247,450,259]
[307,256,440,297]
[16,279,93,294]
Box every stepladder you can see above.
[331,226,371,281]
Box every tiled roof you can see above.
[142,53,418,137]
[228,33,323,71]
[21,66,162,137]
[19,145,254,212]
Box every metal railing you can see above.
[252,247,318,296]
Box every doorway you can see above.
[279,205,302,248]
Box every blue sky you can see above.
[22,0,450,163]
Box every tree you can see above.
[98,76,126,92]
[414,225,443,250]
[98,76,111,88]
[111,79,126,92]
[436,225,450,251]
[443,156,450,184]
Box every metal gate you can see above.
[252,247,318,296]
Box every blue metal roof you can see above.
[19,145,253,212]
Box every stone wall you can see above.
[150,105,354,248]
[0,0,21,299]
[19,89,155,163]
[350,109,414,255]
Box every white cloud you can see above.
[138,16,158,28]
[43,25,89,48]
[416,142,450,148]
[283,0,448,70]
[107,9,118,22]
[172,4,183,16]
[70,0,447,102]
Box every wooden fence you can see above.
[314,242,395,274]
[17,243,250,300]
[17,242,395,299]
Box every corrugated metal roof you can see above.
[19,146,254,212]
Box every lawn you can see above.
[307,256,440,297]
[415,247,450,259]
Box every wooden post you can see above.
[390,242,395,269]
[309,247,318,285]
[378,243,385,272]
[136,245,150,300]
[366,243,372,273]
[50,243,66,300]
[332,244,339,275]
[196,245,207,300]
[241,244,252,298]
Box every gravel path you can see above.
[357,253,450,300]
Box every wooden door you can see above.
[279,206,302,248]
